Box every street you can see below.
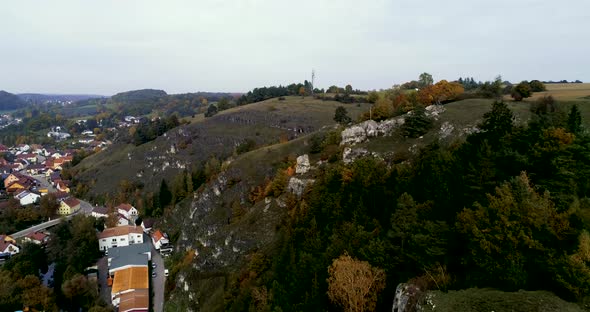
[150,235,165,312]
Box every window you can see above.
[120,238,126,241]
[102,239,106,242]
[112,238,116,242]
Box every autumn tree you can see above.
[299,86,306,97]
[417,80,464,105]
[327,253,385,312]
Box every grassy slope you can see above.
[75,97,368,196]
[424,289,584,312]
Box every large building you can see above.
[107,243,151,275]
[98,225,144,252]
[58,197,81,215]
[111,267,149,307]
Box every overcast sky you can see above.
[1,0,588,95]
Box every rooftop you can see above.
[108,243,151,271]
[111,266,149,294]
[98,225,143,239]
[118,289,149,312]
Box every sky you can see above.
[1,0,589,95]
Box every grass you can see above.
[423,288,584,312]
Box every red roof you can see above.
[152,230,166,242]
[116,203,134,212]
[62,197,80,208]
[26,232,48,242]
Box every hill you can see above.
[0,90,27,111]
[73,96,371,198]
[160,96,590,311]
[17,93,104,104]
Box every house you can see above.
[107,243,151,275]
[0,235,19,255]
[91,206,109,219]
[4,173,38,190]
[0,144,8,153]
[116,203,138,220]
[16,144,30,152]
[117,214,131,227]
[111,267,149,306]
[118,288,149,312]
[58,197,81,215]
[141,219,155,233]
[6,178,36,193]
[82,130,94,136]
[16,153,38,164]
[52,191,70,202]
[26,164,46,175]
[24,232,49,245]
[97,225,144,251]
[56,180,71,193]
[14,190,41,206]
[151,230,169,250]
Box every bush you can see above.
[401,107,433,138]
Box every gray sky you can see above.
[1,0,588,95]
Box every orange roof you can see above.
[112,267,149,294]
[98,225,143,239]
[118,289,149,312]
[152,230,164,242]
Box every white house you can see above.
[15,190,41,206]
[151,230,169,250]
[91,206,109,219]
[116,203,138,220]
[117,214,131,227]
[98,225,144,252]
[0,235,19,255]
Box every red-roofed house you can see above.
[151,230,169,250]
[116,203,138,220]
[24,232,49,245]
[58,197,81,215]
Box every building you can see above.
[98,225,144,251]
[116,203,138,220]
[118,288,149,312]
[24,232,49,245]
[0,235,19,255]
[107,243,151,275]
[91,206,109,219]
[58,197,81,215]
[14,190,41,206]
[111,266,149,306]
[151,230,170,250]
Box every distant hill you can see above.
[17,93,105,104]
[0,90,27,111]
[110,89,168,104]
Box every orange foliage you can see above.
[418,80,464,105]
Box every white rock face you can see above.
[295,154,310,174]
[342,147,382,164]
[341,117,405,146]
[288,177,315,197]
[391,283,421,312]
[439,121,454,139]
[425,105,445,119]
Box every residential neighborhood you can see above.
[0,139,169,311]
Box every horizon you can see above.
[1,0,589,94]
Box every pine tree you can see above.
[567,104,582,134]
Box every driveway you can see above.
[97,256,112,304]
[150,235,165,312]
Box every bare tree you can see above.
[327,253,386,312]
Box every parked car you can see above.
[164,269,169,277]
[152,272,157,278]
[152,263,157,269]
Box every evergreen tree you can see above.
[567,104,582,134]
[480,101,514,139]
[334,106,352,125]
[159,179,172,208]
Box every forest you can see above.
[223,98,590,311]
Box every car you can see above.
[152,263,157,269]
[164,269,169,277]
[152,272,157,278]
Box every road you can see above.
[9,174,95,238]
[150,235,165,312]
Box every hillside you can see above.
[73,96,371,197]
[160,95,590,311]
[0,90,27,111]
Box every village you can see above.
[0,139,171,312]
